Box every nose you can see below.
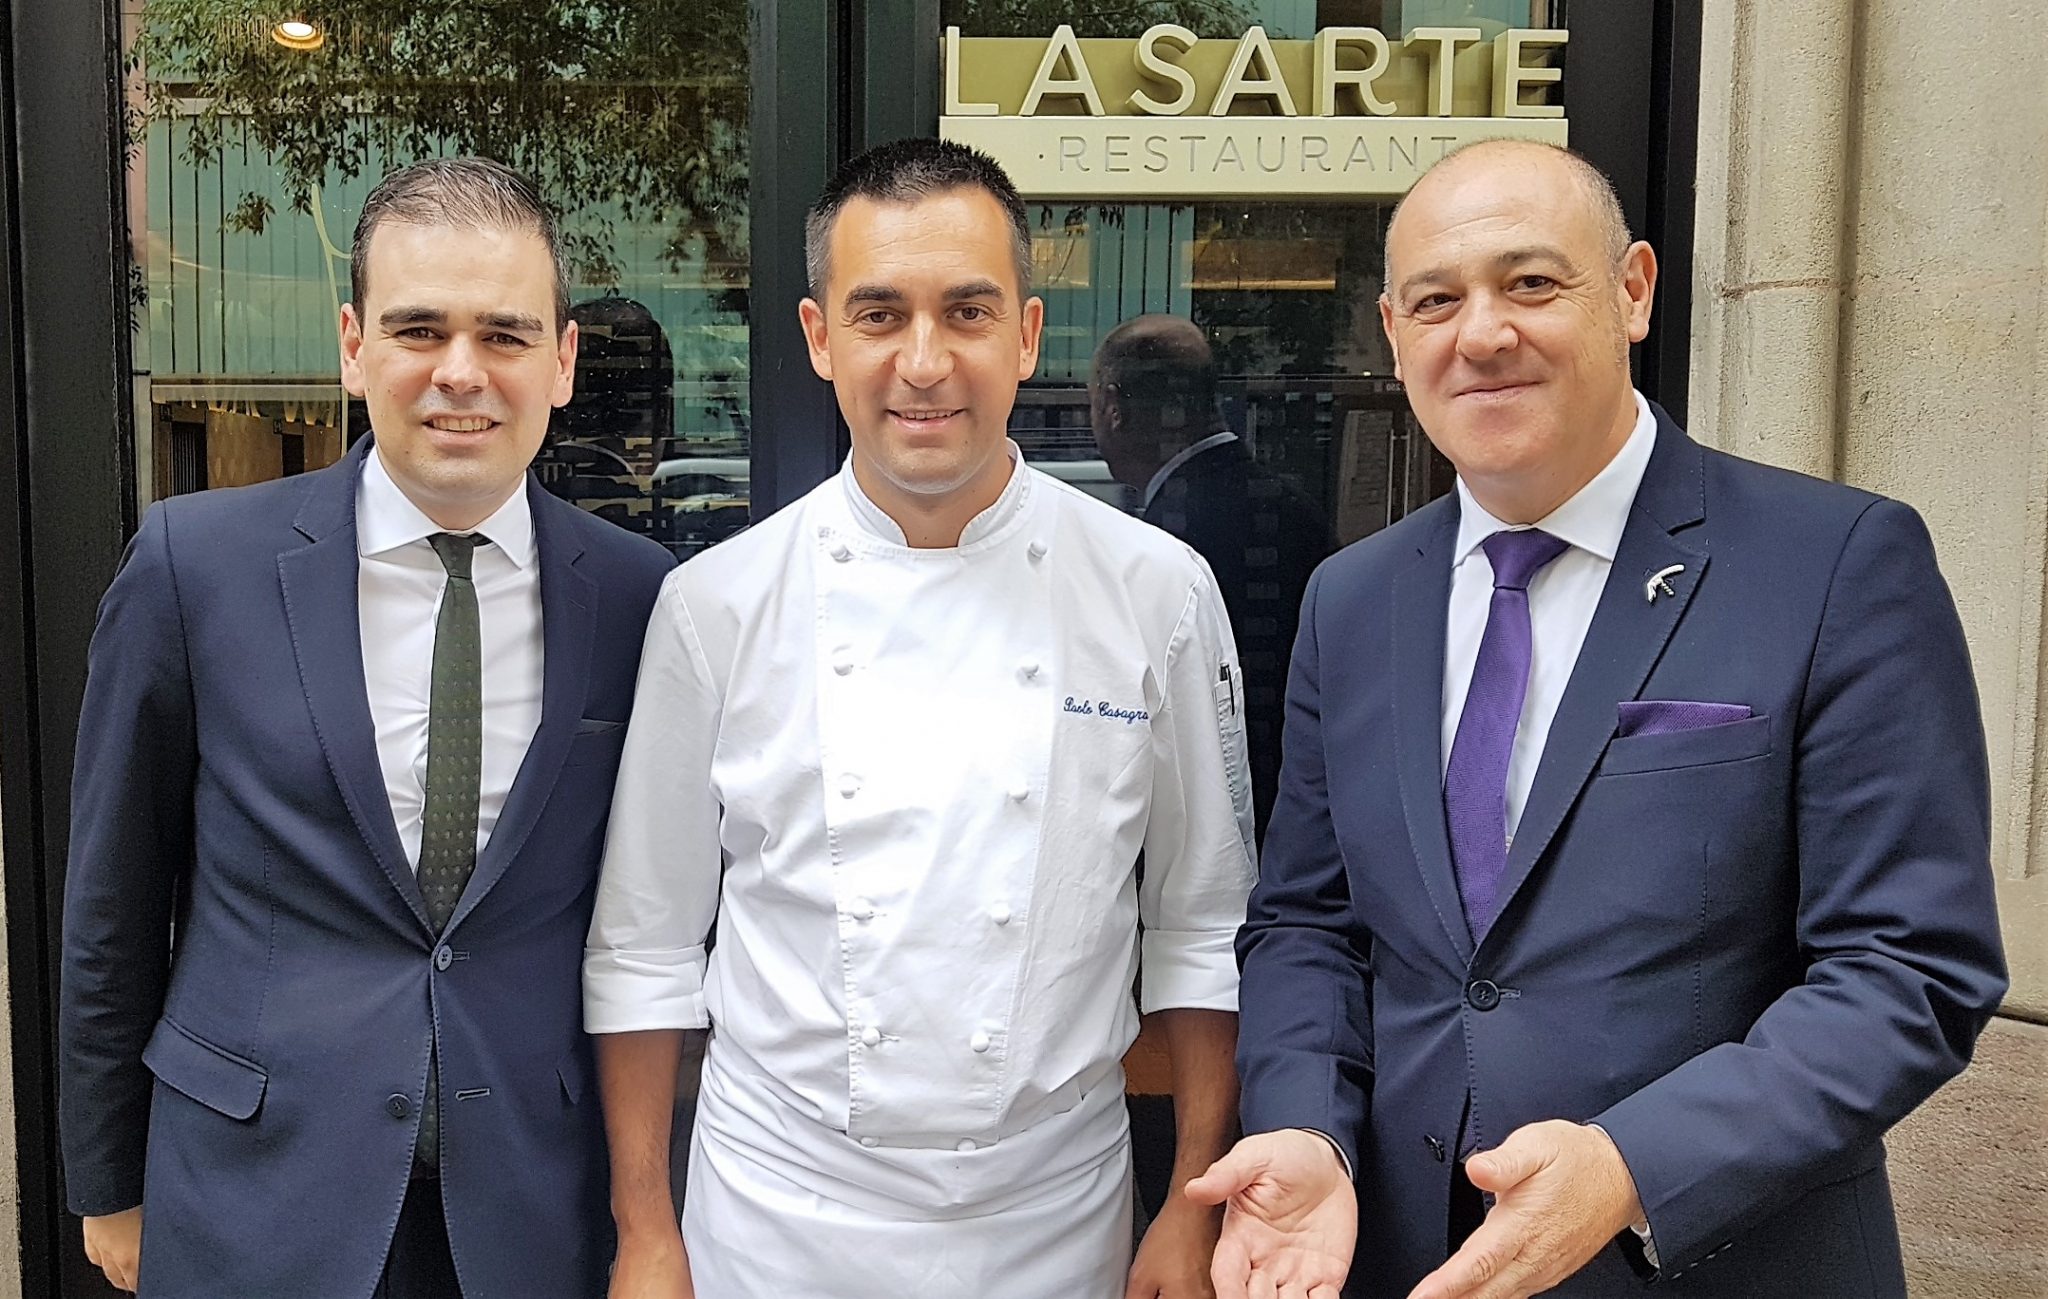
[432,334,489,394]
[894,314,955,389]
[1454,290,1518,361]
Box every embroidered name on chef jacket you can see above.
[1063,695,1151,725]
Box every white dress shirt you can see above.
[1441,392,1657,839]
[356,447,545,868]
[585,445,1254,1289]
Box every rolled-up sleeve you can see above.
[1139,565,1258,1012]
[583,572,725,1033]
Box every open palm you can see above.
[1189,1130,1358,1299]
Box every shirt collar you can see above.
[356,441,537,569]
[1141,430,1240,510]
[839,440,1031,548]
[1452,390,1656,568]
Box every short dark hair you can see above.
[804,138,1033,299]
[351,157,571,333]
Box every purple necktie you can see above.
[1445,528,1570,940]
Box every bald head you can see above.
[1384,141,1630,291]
[1090,314,1222,487]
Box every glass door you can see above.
[121,0,755,559]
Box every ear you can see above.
[1619,241,1658,344]
[798,297,833,381]
[550,319,580,408]
[1378,293,1405,382]
[1016,295,1045,382]
[339,303,369,397]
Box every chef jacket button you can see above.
[1027,540,1047,560]
[969,1029,991,1053]
[839,774,861,798]
[956,1138,977,1152]
[849,899,875,921]
[860,1136,878,1148]
[990,901,1013,926]
[860,1026,882,1047]
[830,542,853,562]
[1018,658,1040,679]
[833,658,854,675]
[1008,782,1029,802]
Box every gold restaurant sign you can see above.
[940,25,1568,200]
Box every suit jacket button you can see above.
[1466,979,1502,1011]
[434,945,453,972]
[386,1093,411,1120]
[1424,1134,1446,1162]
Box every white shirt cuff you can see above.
[1139,928,1240,1013]
[582,944,710,1033]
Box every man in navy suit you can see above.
[60,158,673,1296]
[1190,140,2007,1298]
[1091,314,1331,844]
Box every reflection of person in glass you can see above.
[1195,140,2006,1299]
[59,158,675,1297]
[586,138,1254,1298]
[1092,315,1330,844]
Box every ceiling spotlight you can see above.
[271,19,324,51]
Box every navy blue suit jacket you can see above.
[1236,408,2007,1297]
[59,436,673,1297]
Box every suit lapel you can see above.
[278,437,432,933]
[1391,503,1475,964]
[1485,414,1710,940]
[447,483,594,933]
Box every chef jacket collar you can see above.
[839,440,1032,549]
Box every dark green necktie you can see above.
[420,532,483,930]
[417,531,482,1173]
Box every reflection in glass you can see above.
[122,0,752,557]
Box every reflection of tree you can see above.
[941,0,1252,39]
[132,0,748,285]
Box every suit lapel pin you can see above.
[1645,564,1685,603]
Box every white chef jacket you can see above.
[584,446,1254,1292]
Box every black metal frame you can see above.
[0,3,1698,1291]
[1563,0,1703,423]
[3,0,138,1290]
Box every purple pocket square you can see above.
[1616,700,1753,738]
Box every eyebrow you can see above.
[1396,244,1580,299]
[840,279,1008,308]
[377,305,546,334]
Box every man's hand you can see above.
[1406,1121,1643,1299]
[1127,1194,1222,1299]
[83,1207,142,1293]
[608,1222,695,1299]
[1187,1129,1356,1299]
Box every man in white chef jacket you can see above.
[585,137,1258,1298]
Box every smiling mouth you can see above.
[425,415,499,432]
[1457,381,1538,399]
[890,409,964,425]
